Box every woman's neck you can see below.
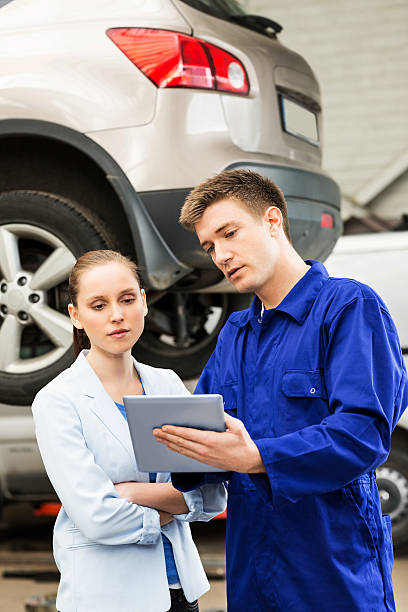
[86,347,136,389]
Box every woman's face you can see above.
[68,262,147,356]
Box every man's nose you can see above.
[214,245,232,268]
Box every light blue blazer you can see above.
[32,350,227,612]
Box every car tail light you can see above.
[107,28,249,95]
[321,212,334,229]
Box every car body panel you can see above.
[325,231,408,428]
[0,402,53,501]
[0,0,191,132]
[173,0,321,166]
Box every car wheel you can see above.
[376,443,408,550]
[0,190,114,405]
[133,292,252,380]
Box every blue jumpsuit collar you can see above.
[229,260,330,327]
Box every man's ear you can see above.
[68,303,83,330]
[140,289,148,317]
[264,206,282,237]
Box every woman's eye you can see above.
[93,303,104,310]
[206,245,214,254]
[122,297,135,304]
[225,230,236,238]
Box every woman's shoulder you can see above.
[33,361,79,407]
[135,361,190,395]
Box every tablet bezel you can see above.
[123,394,226,472]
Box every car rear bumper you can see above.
[139,162,342,287]
[0,403,55,502]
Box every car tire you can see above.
[133,292,252,380]
[376,442,408,550]
[0,190,115,405]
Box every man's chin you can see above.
[229,278,254,294]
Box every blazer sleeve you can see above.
[165,369,228,522]
[32,386,161,546]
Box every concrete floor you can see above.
[3,562,408,611]
[1,508,408,611]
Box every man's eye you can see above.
[92,303,104,310]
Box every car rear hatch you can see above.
[172,0,323,171]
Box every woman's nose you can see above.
[110,306,124,321]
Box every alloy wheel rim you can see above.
[0,223,75,374]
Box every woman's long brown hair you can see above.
[68,250,141,358]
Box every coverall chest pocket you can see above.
[222,381,238,416]
[280,369,329,434]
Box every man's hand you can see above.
[153,413,265,473]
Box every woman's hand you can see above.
[159,510,174,526]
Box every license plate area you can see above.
[279,95,319,146]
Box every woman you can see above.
[32,250,227,612]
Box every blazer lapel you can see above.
[134,359,161,396]
[71,351,135,463]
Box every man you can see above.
[154,169,407,611]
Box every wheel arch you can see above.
[0,119,191,290]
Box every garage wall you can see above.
[245,0,408,223]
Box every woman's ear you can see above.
[68,303,84,330]
[140,289,148,317]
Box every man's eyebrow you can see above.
[199,223,233,248]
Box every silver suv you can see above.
[0,0,340,505]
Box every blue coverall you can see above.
[174,261,408,611]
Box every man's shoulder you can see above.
[321,274,384,307]
[318,273,396,331]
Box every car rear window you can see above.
[179,0,248,21]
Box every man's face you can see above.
[196,198,281,294]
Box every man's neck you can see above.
[258,249,310,310]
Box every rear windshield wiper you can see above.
[229,14,283,37]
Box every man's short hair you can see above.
[179,169,291,241]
